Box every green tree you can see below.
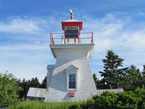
[93,74,97,82]
[30,77,40,88]
[93,73,105,89]
[19,77,40,99]
[142,65,145,77]
[123,65,142,91]
[0,73,22,108]
[140,65,145,89]
[40,76,47,88]
[18,79,28,99]
[99,50,124,89]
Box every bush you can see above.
[0,73,22,108]
[8,88,145,109]
[91,91,118,109]
[9,100,84,109]
[80,99,95,109]
[116,92,139,109]
[82,89,145,109]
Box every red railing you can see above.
[50,32,93,45]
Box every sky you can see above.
[0,0,145,83]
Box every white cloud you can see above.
[85,13,145,52]
[0,17,49,34]
[0,16,63,82]
[0,43,55,82]
[83,12,145,77]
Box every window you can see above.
[65,26,79,38]
[69,75,76,88]
[66,65,78,90]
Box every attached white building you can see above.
[27,87,46,101]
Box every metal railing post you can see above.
[50,32,52,45]
[91,32,93,44]
[64,38,66,44]
[78,31,80,44]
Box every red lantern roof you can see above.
[61,19,83,31]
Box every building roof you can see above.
[61,19,83,30]
[66,65,79,70]
[97,88,124,95]
[27,87,46,98]
[62,19,82,22]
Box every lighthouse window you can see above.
[69,75,76,88]
[65,26,78,38]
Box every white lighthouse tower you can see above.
[45,10,97,102]
[26,10,124,101]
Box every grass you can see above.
[9,99,86,109]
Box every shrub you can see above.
[0,73,22,108]
[86,90,144,109]
[9,100,84,109]
[80,99,95,109]
[9,88,145,109]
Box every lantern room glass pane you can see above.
[65,26,78,38]
[69,75,76,88]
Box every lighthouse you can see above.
[26,10,124,101]
[45,10,97,102]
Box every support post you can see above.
[50,32,52,45]
[91,32,93,44]
[78,31,80,44]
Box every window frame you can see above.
[66,66,78,91]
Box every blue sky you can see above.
[1,0,145,82]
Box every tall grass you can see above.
[8,88,145,109]
[9,99,86,109]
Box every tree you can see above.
[0,73,22,108]
[18,77,40,99]
[93,74,97,82]
[123,65,142,91]
[16,79,24,99]
[99,50,124,89]
[142,65,145,77]
[40,76,47,88]
[17,78,28,99]
[93,73,105,89]
[30,77,40,88]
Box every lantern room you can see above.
[62,19,83,39]
[50,10,93,45]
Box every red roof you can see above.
[61,19,83,30]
